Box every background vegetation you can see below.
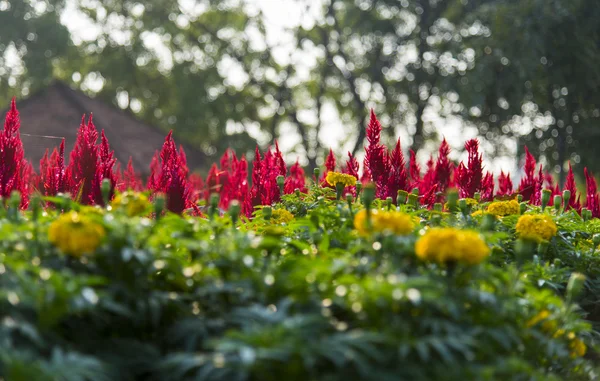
[1,0,599,182]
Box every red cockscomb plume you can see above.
[387,138,409,201]
[419,155,436,197]
[585,168,600,218]
[321,148,337,186]
[40,139,66,197]
[364,110,389,198]
[455,139,483,198]
[518,147,538,202]
[121,157,143,192]
[67,115,99,205]
[94,130,117,205]
[285,159,307,194]
[0,98,29,207]
[408,149,421,190]
[250,146,263,207]
[497,171,513,197]
[564,164,581,212]
[434,138,454,194]
[481,172,494,202]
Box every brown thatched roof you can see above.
[2,82,205,174]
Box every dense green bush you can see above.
[1,188,599,381]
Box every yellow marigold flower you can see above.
[353,209,415,236]
[270,209,294,224]
[471,210,484,217]
[526,309,551,328]
[569,337,587,358]
[516,214,558,242]
[373,210,415,235]
[325,171,357,187]
[354,209,369,236]
[48,212,106,257]
[486,200,520,216]
[111,191,151,217]
[463,198,478,207]
[415,227,489,265]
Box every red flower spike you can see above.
[147,131,196,214]
[360,157,372,184]
[434,138,454,194]
[585,168,600,218]
[274,141,287,178]
[497,171,513,197]
[518,147,538,202]
[564,164,581,211]
[387,138,409,201]
[285,159,307,194]
[67,115,99,205]
[419,155,436,196]
[94,130,117,205]
[481,172,494,202]
[408,149,421,190]
[250,146,263,207]
[147,151,160,191]
[122,157,143,192]
[41,139,67,197]
[179,145,189,178]
[343,152,360,179]
[188,173,204,201]
[456,139,484,198]
[321,148,337,185]
[364,110,389,198]
[0,98,29,207]
[205,163,221,202]
[421,184,438,207]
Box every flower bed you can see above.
[0,100,599,380]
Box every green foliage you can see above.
[1,190,600,380]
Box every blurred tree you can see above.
[458,0,600,183]
[2,0,599,179]
[0,0,72,105]
[291,0,485,160]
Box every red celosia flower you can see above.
[188,173,204,201]
[343,152,360,179]
[67,115,99,205]
[204,163,222,202]
[563,164,581,212]
[285,159,307,194]
[321,148,336,186]
[517,147,539,202]
[147,151,160,191]
[121,157,143,192]
[434,138,454,194]
[387,138,409,201]
[149,131,197,214]
[179,145,189,178]
[250,144,287,206]
[419,155,436,197]
[250,146,263,207]
[481,172,494,202]
[361,157,372,184]
[0,98,30,207]
[455,139,483,198]
[585,168,600,218]
[94,130,117,205]
[408,149,421,190]
[421,184,438,207]
[497,171,513,197]
[364,110,389,198]
[40,139,66,197]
